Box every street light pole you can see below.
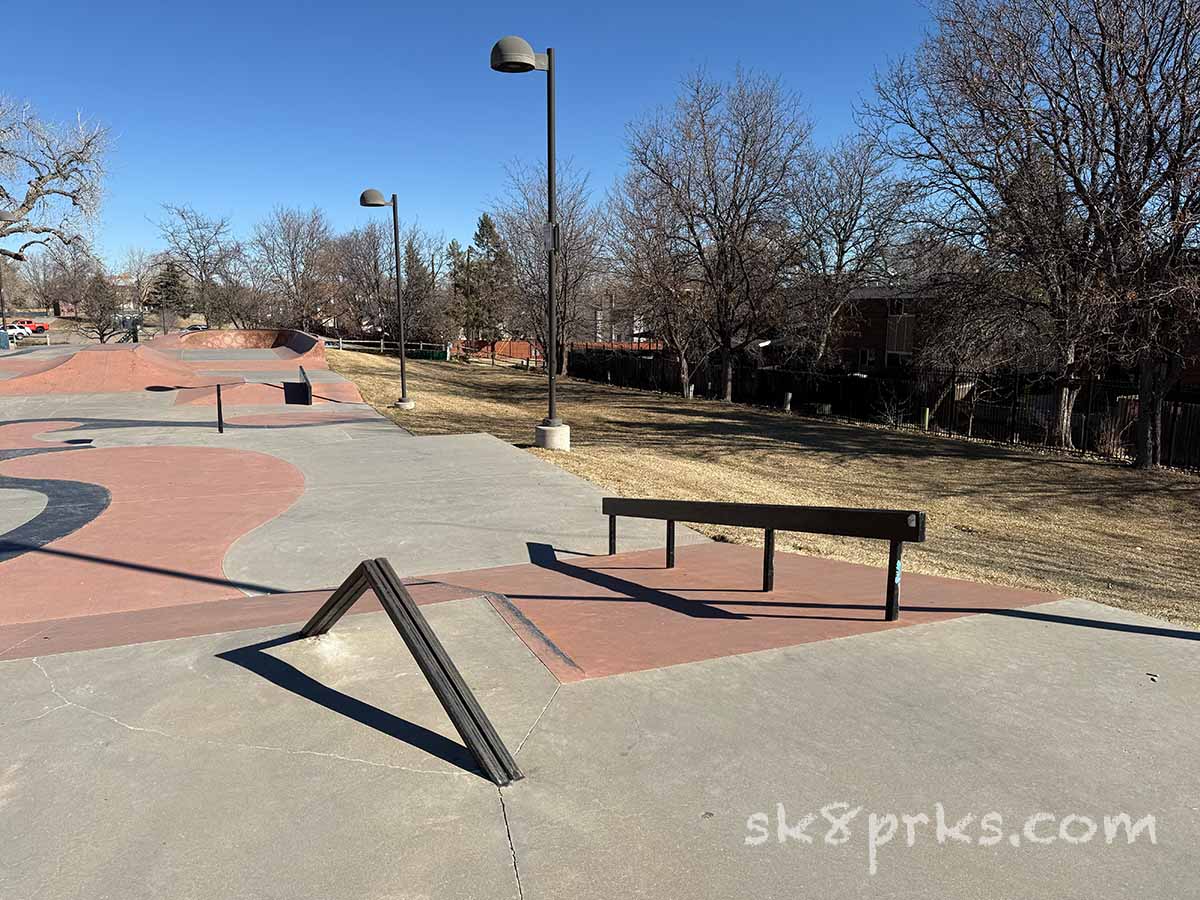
[545,46,560,426]
[491,34,569,450]
[389,193,411,408]
[361,188,414,410]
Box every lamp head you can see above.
[359,189,389,208]
[490,35,538,73]
[0,211,19,223]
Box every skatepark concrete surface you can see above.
[1,331,1194,898]
[2,596,1195,899]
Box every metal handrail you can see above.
[602,497,927,621]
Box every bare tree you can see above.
[210,245,272,329]
[787,133,913,367]
[610,171,712,396]
[76,271,123,343]
[251,206,333,331]
[47,239,99,318]
[15,249,58,313]
[625,69,811,400]
[0,97,107,263]
[157,205,234,325]
[120,248,157,310]
[492,160,606,374]
[867,0,1200,460]
[328,222,390,336]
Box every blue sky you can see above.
[6,0,931,268]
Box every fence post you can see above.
[1083,378,1096,452]
[216,383,224,433]
[949,367,959,434]
[1008,373,1021,442]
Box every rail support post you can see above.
[666,520,675,568]
[763,528,775,592]
[216,383,224,433]
[608,515,617,556]
[885,539,903,621]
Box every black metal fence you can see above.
[567,347,1200,471]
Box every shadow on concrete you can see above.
[526,541,748,620]
[526,546,1200,639]
[0,542,284,593]
[217,632,484,778]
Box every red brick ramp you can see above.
[0,345,211,395]
[1,544,1060,677]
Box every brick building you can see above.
[835,286,919,371]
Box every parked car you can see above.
[181,323,210,333]
[3,323,28,340]
[12,318,50,333]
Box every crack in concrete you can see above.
[0,702,70,729]
[497,787,524,900]
[28,656,472,778]
[516,684,560,757]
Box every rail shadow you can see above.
[217,632,483,778]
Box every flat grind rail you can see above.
[299,557,523,786]
[602,498,926,621]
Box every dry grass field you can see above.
[329,349,1200,628]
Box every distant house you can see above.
[836,286,920,371]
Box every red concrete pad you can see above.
[0,444,304,624]
[0,579,484,661]
[429,543,1060,682]
[0,420,79,450]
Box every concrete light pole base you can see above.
[534,423,570,451]
[392,398,416,410]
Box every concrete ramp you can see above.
[175,329,326,363]
[0,345,212,395]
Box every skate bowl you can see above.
[0,345,212,396]
[175,329,326,363]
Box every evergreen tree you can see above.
[149,261,189,334]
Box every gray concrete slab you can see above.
[0,487,46,535]
[220,432,706,591]
[2,595,1193,898]
[505,598,1199,899]
[0,597,556,900]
